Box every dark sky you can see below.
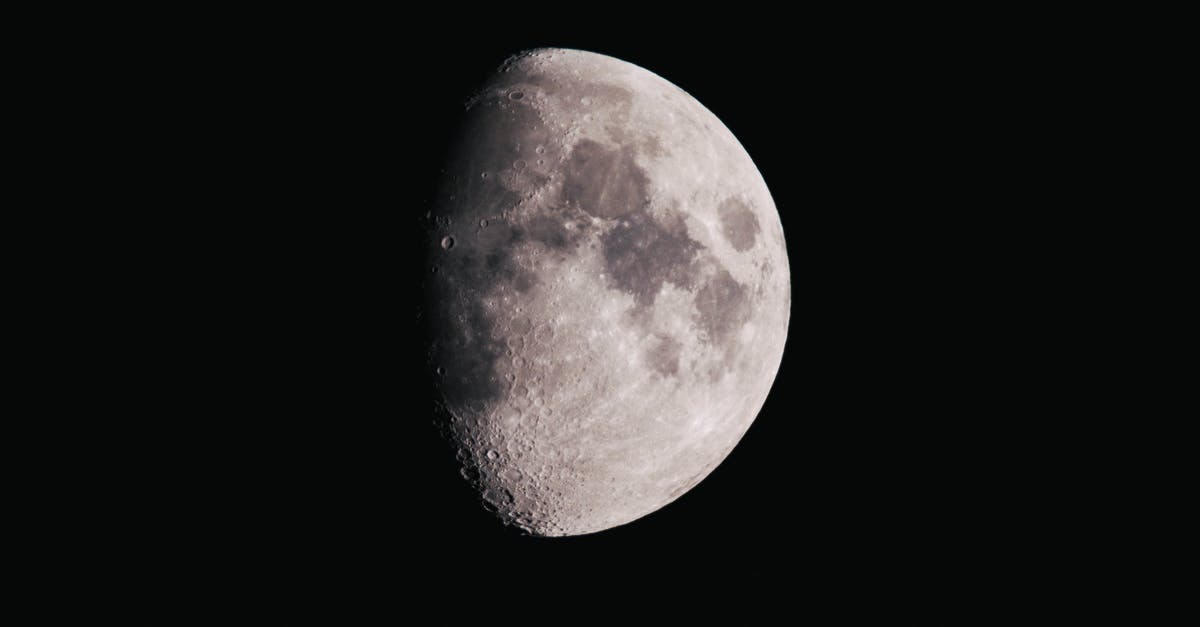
[153,15,1060,605]
[386,24,1026,573]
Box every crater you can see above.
[718,198,761,252]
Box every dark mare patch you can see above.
[561,139,649,219]
[646,335,682,377]
[718,197,761,252]
[600,211,701,307]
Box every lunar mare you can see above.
[425,48,790,536]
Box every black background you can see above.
[140,14,1075,602]
[394,28,1009,554]
[371,25,1007,576]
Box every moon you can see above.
[424,48,790,536]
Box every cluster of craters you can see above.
[423,48,782,536]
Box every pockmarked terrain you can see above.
[424,48,790,537]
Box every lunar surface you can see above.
[424,48,790,536]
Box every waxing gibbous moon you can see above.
[424,48,790,537]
